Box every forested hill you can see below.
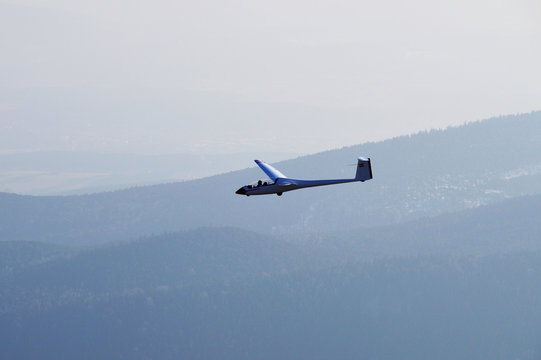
[1,112,541,246]
[0,227,304,314]
[290,193,541,264]
[2,195,541,359]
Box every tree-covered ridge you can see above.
[1,111,540,246]
[2,195,541,359]
[0,241,70,280]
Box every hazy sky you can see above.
[1,0,540,154]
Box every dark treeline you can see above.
[2,249,541,359]
[2,195,541,359]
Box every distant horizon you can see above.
[1,110,539,196]
[1,109,538,156]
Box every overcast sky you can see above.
[1,0,540,154]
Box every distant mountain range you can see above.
[1,111,540,246]
[2,194,541,359]
[3,194,541,300]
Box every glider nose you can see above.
[235,187,247,195]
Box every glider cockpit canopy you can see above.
[246,179,275,188]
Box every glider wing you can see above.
[254,160,287,181]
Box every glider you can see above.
[235,157,372,196]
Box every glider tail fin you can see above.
[355,157,373,181]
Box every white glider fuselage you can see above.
[235,157,372,196]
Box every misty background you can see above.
[2,0,540,157]
[2,0,540,194]
[2,1,541,359]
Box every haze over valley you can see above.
[2,0,541,358]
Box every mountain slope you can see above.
[2,196,541,359]
[0,227,304,314]
[1,112,541,245]
[293,193,541,264]
[3,194,541,312]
